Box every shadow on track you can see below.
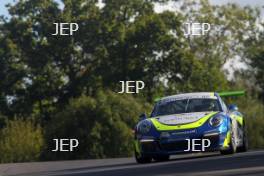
[56,153,220,173]
[52,151,264,176]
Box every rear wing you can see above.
[218,91,245,97]
[154,97,161,102]
[154,91,246,102]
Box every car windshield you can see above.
[151,98,220,117]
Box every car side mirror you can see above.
[139,113,147,121]
[228,104,238,112]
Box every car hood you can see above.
[154,112,214,125]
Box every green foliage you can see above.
[43,90,151,160]
[0,118,44,163]
[236,97,264,148]
[0,0,259,111]
[245,32,264,99]
[0,0,263,163]
[0,114,7,129]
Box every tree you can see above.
[245,30,264,101]
[43,90,151,160]
[0,0,263,162]
[0,0,181,116]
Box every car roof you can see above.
[160,92,218,102]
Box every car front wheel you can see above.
[221,127,237,155]
[135,151,152,164]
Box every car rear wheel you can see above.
[237,125,248,153]
[135,151,152,164]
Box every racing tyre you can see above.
[153,155,170,162]
[135,152,152,164]
[237,125,248,153]
[220,127,236,155]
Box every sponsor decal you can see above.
[156,112,210,125]
[171,129,196,135]
[159,93,217,104]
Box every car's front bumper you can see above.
[136,131,230,156]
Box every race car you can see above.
[134,91,248,163]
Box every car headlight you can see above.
[209,115,224,127]
[137,120,152,134]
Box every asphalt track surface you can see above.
[1,150,264,176]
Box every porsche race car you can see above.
[134,91,248,163]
